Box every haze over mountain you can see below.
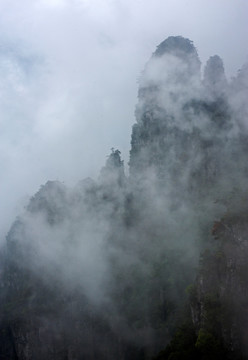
[0,0,247,245]
[0,35,248,359]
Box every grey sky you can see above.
[0,0,247,239]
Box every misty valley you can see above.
[1,36,248,359]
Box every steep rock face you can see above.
[153,197,248,360]
[129,37,247,200]
[130,37,201,180]
[190,197,248,358]
[128,37,248,359]
[128,36,248,289]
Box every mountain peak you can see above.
[154,36,200,63]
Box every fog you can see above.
[0,3,248,354]
[0,0,247,241]
[5,32,247,317]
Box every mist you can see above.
[0,0,247,242]
[0,1,248,359]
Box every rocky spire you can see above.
[204,55,227,96]
[153,35,201,76]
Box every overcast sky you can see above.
[0,0,247,239]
